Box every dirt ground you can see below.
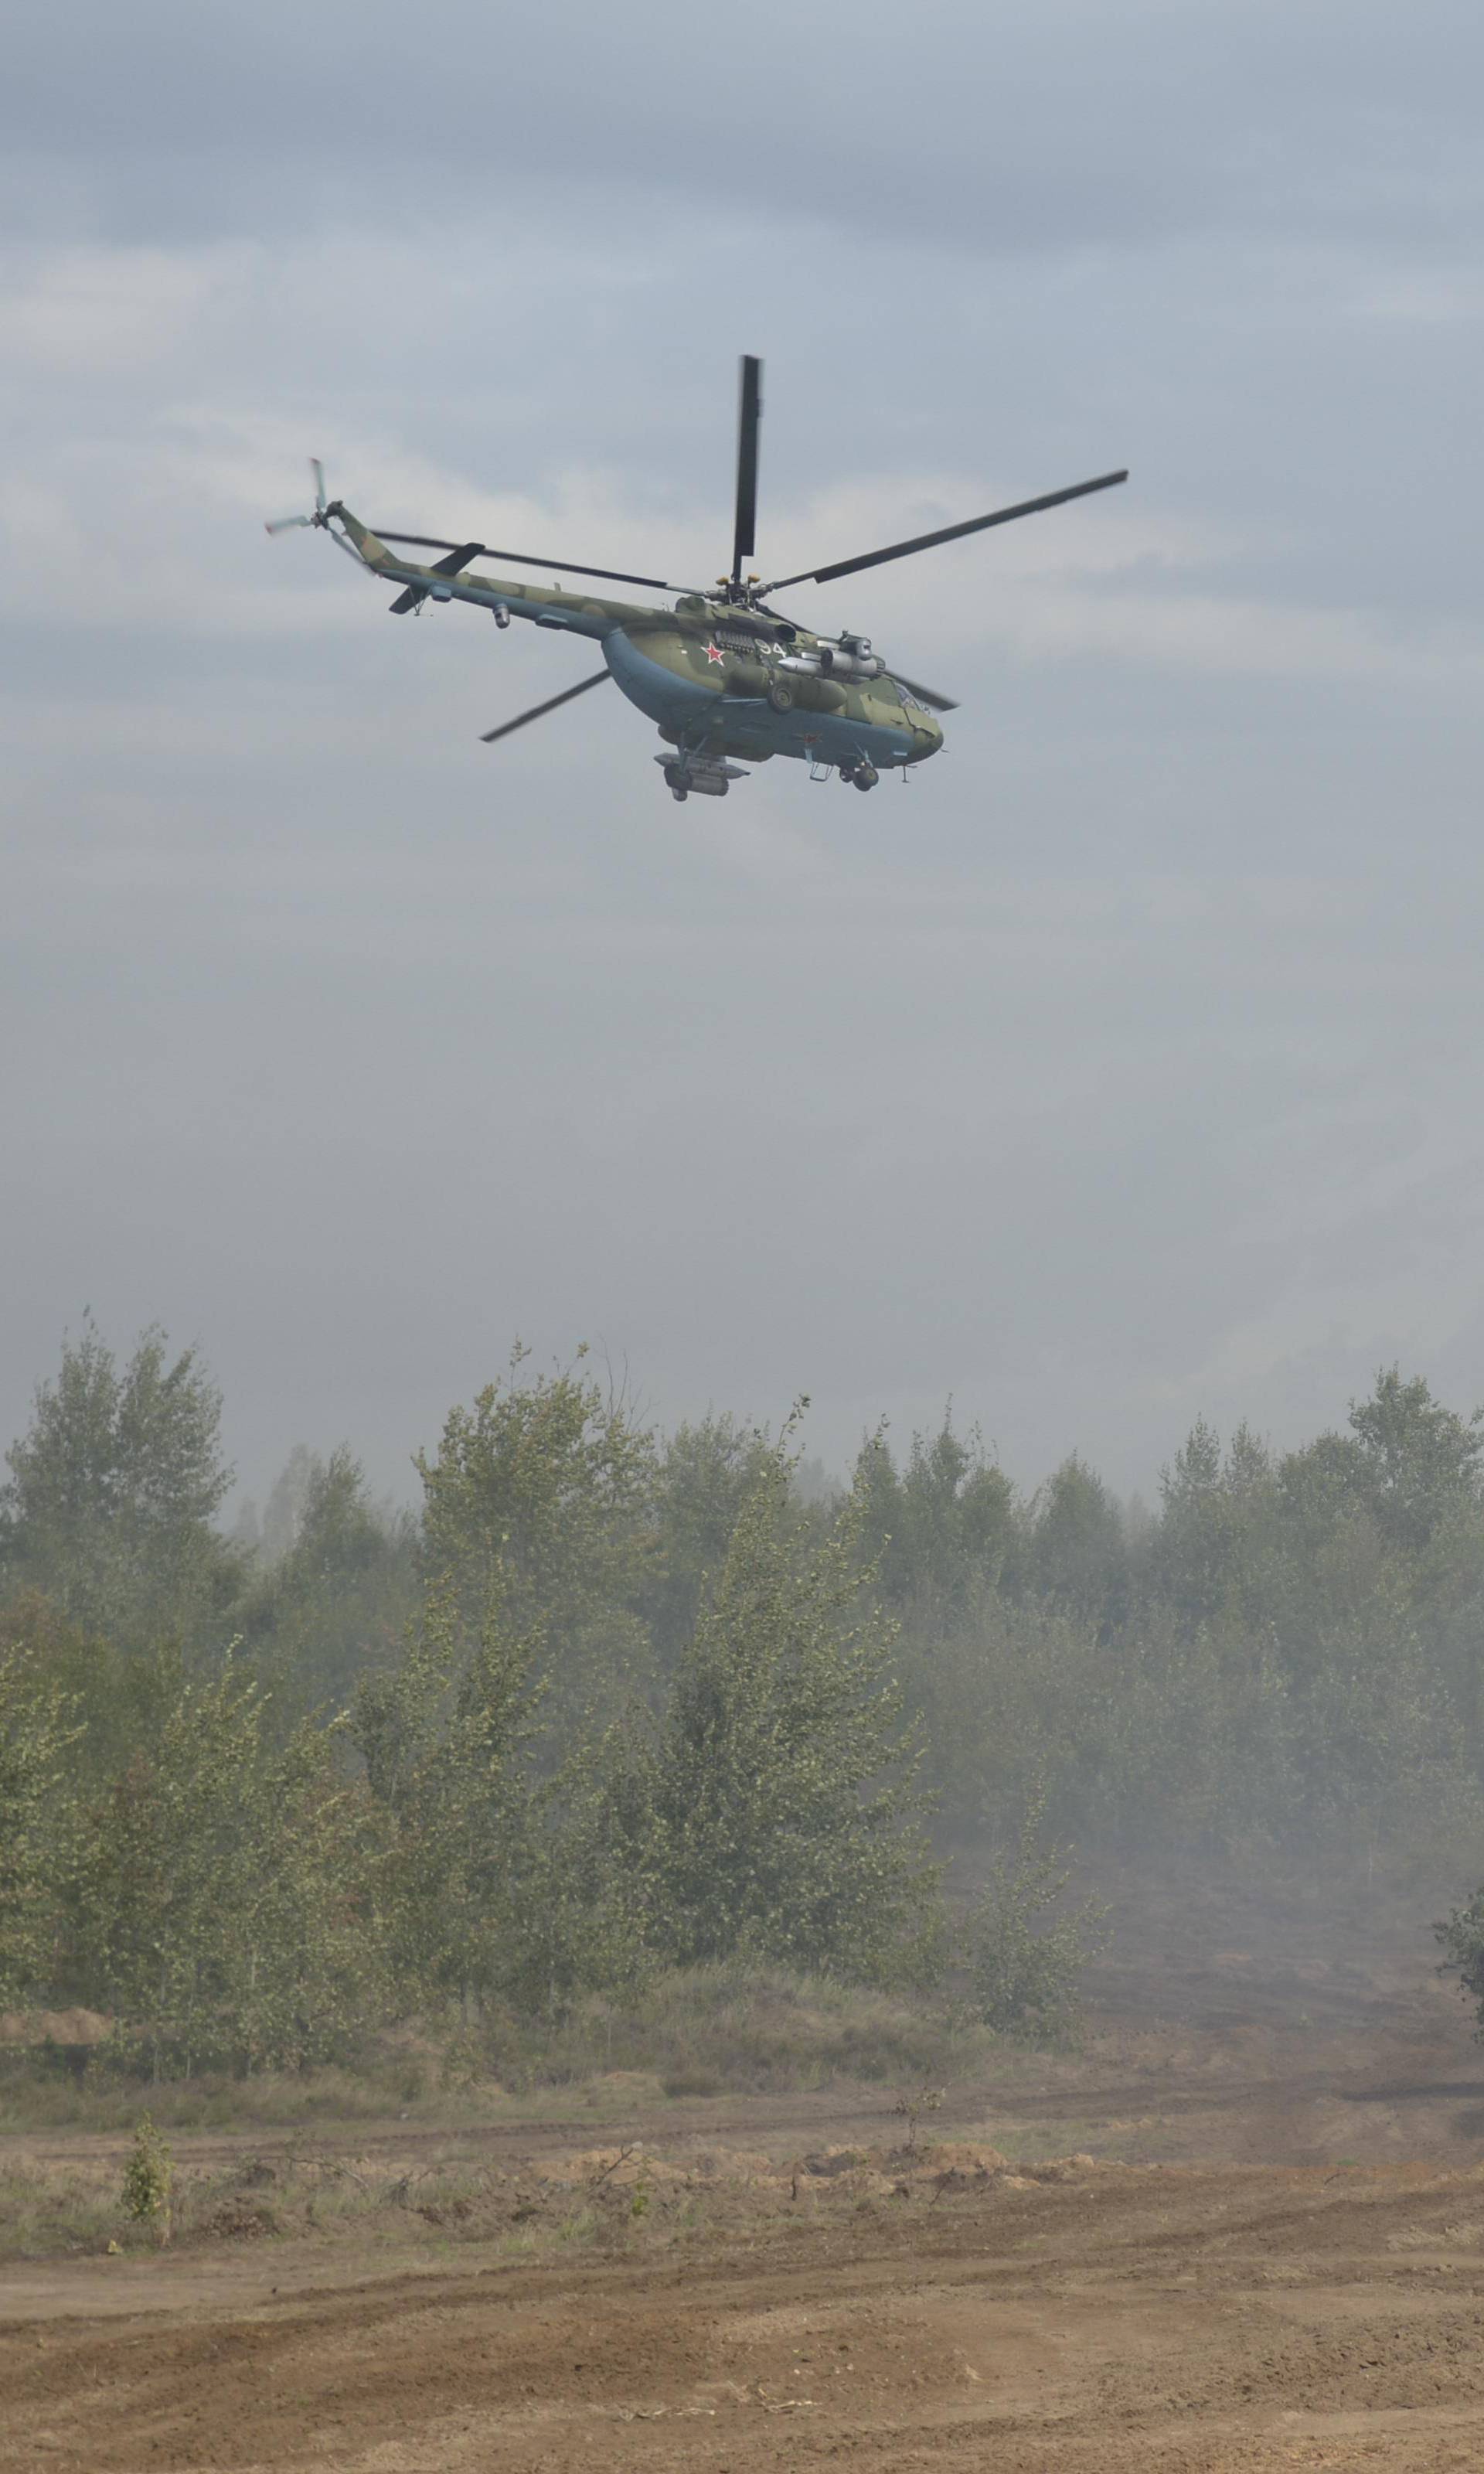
[8,1873,1484,2471]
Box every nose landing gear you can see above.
[839,763,880,791]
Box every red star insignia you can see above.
[704,640,725,666]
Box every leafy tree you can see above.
[243,1447,417,1719]
[258,1444,318,1565]
[1271,1373,1483,1577]
[0,1320,239,1652]
[1275,1427,1369,1544]
[961,1781,1110,2044]
[1026,1454,1128,1630]
[1347,1367,1484,1552]
[0,1626,81,2005]
[74,1663,384,2073]
[356,1574,650,2015]
[642,1412,778,1670]
[417,1347,657,1742]
[639,1426,938,1979]
[0,1589,147,1790]
[356,1579,544,2008]
[854,1411,1016,1618]
[1152,1418,1277,1631]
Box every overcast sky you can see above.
[4,0,1483,1507]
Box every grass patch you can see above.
[0,2129,1114,2268]
[0,2158,124,2261]
[0,1968,989,2135]
[511,1964,988,2096]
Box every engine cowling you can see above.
[780,671,847,714]
[818,642,885,680]
[725,656,771,698]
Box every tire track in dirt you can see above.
[9,2162,1484,2472]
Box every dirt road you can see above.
[9,2158,1484,2470]
[6,1874,1484,2469]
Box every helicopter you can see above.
[266,359,1126,802]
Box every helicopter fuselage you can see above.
[332,507,944,786]
[603,624,937,775]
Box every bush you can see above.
[1436,1885,1484,2032]
[121,2114,173,2243]
[961,1785,1110,2046]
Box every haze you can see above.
[5,0,1483,1503]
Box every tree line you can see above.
[5,1320,1484,2069]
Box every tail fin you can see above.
[329,505,396,570]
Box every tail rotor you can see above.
[264,458,330,536]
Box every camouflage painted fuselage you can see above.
[333,509,944,775]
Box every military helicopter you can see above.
[266,360,1125,802]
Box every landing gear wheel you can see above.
[839,766,858,785]
[766,680,795,714]
[670,784,689,803]
[662,762,690,802]
[853,765,879,792]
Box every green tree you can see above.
[640,1427,938,1979]
[1,1320,240,1652]
[417,1347,657,1743]
[0,1589,150,1792]
[642,1412,778,1670]
[961,1781,1110,2043]
[74,1663,383,2073]
[243,1447,418,1719]
[1347,1367,1484,1552]
[1026,1454,1128,1630]
[1152,1419,1277,1631]
[854,1411,1016,1619]
[258,1444,317,1564]
[0,1627,81,2005]
[356,1579,544,2008]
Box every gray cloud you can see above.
[4,0,1484,1502]
[7,2,1481,257]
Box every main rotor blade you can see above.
[730,353,763,586]
[764,468,1128,592]
[371,532,679,593]
[892,671,958,714]
[479,667,613,745]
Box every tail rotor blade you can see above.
[730,353,762,588]
[264,458,329,536]
[479,667,613,745]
